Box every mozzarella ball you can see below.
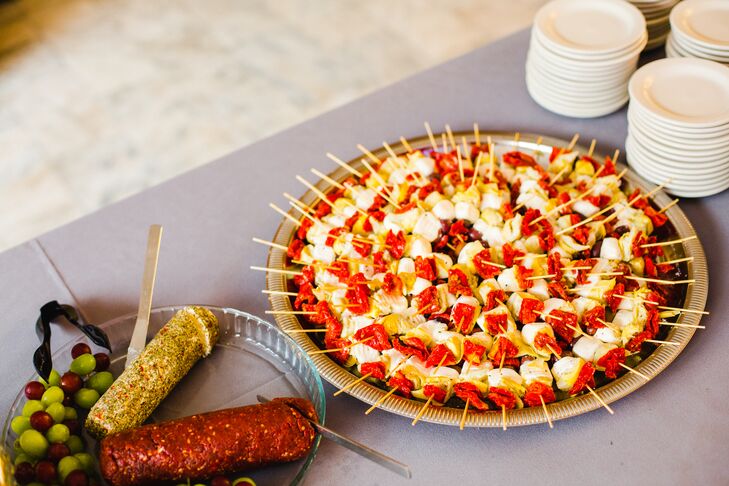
[498,267,522,292]
[412,155,436,177]
[600,237,622,260]
[407,236,432,259]
[487,368,524,389]
[520,359,553,386]
[432,200,456,220]
[551,357,586,392]
[398,257,415,274]
[413,212,441,242]
[455,202,480,224]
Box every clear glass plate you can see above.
[2,306,325,486]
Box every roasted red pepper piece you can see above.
[483,289,507,311]
[546,310,578,343]
[490,338,519,366]
[425,343,457,368]
[488,386,518,409]
[293,265,316,287]
[297,218,313,240]
[503,151,537,168]
[287,239,305,260]
[523,381,556,407]
[534,332,561,356]
[423,384,447,404]
[547,281,571,300]
[328,260,350,283]
[360,361,386,380]
[415,256,437,281]
[473,250,501,279]
[382,272,403,295]
[582,306,606,332]
[521,208,542,236]
[519,298,544,324]
[569,362,596,395]
[484,313,509,335]
[352,239,373,257]
[451,303,477,333]
[392,336,429,362]
[325,227,347,247]
[345,273,371,315]
[354,323,392,351]
[502,243,525,267]
[385,230,406,259]
[462,340,487,365]
[547,253,564,279]
[414,285,440,315]
[515,265,535,290]
[596,347,626,379]
[453,382,489,410]
[293,282,317,310]
[604,283,625,313]
[448,268,473,297]
[387,371,414,397]
[371,250,388,274]
[626,331,651,352]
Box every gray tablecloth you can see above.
[2,29,727,485]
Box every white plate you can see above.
[628,114,729,153]
[527,76,628,118]
[530,30,646,68]
[629,58,729,127]
[668,34,729,62]
[629,157,729,197]
[527,47,639,79]
[671,0,729,49]
[629,122,729,159]
[670,29,729,57]
[526,59,631,91]
[628,102,729,135]
[534,0,646,54]
[626,136,729,177]
[527,68,628,103]
[527,55,634,85]
[530,26,647,62]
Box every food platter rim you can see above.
[266,130,708,428]
[1,305,326,485]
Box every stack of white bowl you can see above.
[627,0,681,50]
[666,0,729,66]
[626,58,729,198]
[526,0,647,118]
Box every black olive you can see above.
[468,228,483,242]
[591,240,603,258]
[613,225,630,235]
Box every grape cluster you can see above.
[11,343,114,486]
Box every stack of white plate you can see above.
[628,0,682,50]
[666,0,729,66]
[626,58,729,198]
[526,0,647,118]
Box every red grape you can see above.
[35,460,57,484]
[62,419,81,435]
[60,372,83,394]
[64,470,89,486]
[13,461,35,484]
[24,381,45,400]
[48,442,71,462]
[94,353,110,372]
[211,476,232,486]
[30,411,54,433]
[71,343,91,359]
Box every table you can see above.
[2,29,727,485]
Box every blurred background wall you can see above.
[0,0,547,251]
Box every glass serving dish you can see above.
[264,131,708,428]
[2,306,325,485]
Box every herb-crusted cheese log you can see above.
[86,306,219,438]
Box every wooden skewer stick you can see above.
[457,146,465,182]
[499,348,507,371]
[548,166,569,186]
[326,152,363,178]
[587,139,597,158]
[441,133,449,153]
[525,274,556,280]
[288,201,318,223]
[297,175,368,217]
[540,311,562,321]
[640,235,697,248]
[614,294,659,306]
[311,168,345,190]
[460,398,470,431]
[501,405,507,431]
[309,336,374,355]
[658,198,679,214]
[461,136,470,161]
[355,149,400,205]
[585,385,614,414]
[269,203,302,227]
[645,339,680,346]
[546,344,562,359]
[285,328,327,333]
[625,276,695,285]
[250,266,302,276]
[612,149,620,165]
[657,305,709,315]
[589,165,606,182]
[600,179,672,226]
[596,318,620,332]
[473,123,481,145]
[514,132,521,144]
[445,124,457,153]
[333,373,373,397]
[252,237,288,251]
[424,122,438,151]
[366,387,399,415]
[659,321,705,329]
[556,201,621,235]
[265,310,315,315]
[262,289,297,296]
[530,184,598,225]
[488,137,495,180]
[412,396,434,426]
[432,353,449,375]
[660,256,693,265]
[619,362,650,381]
[283,192,316,214]
[400,136,413,153]
[567,133,580,151]
[540,395,554,429]
[470,152,484,189]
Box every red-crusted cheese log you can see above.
[99,397,317,486]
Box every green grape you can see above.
[46,424,70,444]
[22,400,44,417]
[73,452,94,472]
[69,354,96,376]
[38,369,61,388]
[14,453,32,466]
[65,435,84,454]
[11,416,31,435]
[63,406,78,421]
[58,455,82,481]
[45,402,65,424]
[74,388,100,409]
[40,386,65,407]
[19,429,49,458]
[87,371,114,394]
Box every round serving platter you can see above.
[265,131,708,428]
[2,306,325,485]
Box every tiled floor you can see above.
[0,0,546,251]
